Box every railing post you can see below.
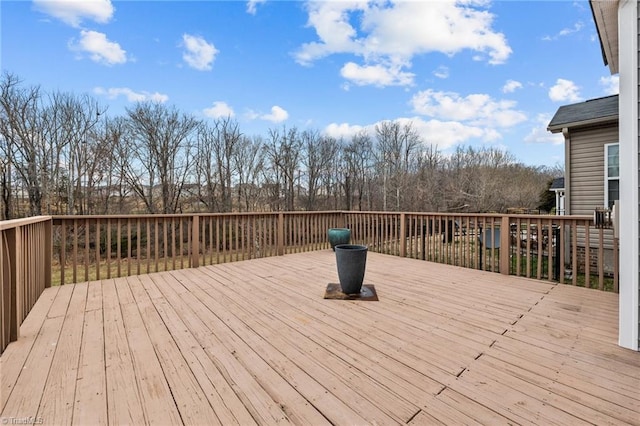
[278,213,285,256]
[613,237,619,293]
[44,219,52,288]
[7,227,20,342]
[191,215,200,268]
[500,215,510,275]
[399,213,406,257]
[338,211,346,229]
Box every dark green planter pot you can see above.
[328,228,351,251]
[335,244,368,294]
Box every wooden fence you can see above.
[0,216,52,354]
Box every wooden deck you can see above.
[1,251,638,425]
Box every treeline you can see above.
[0,72,560,219]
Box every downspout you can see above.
[562,127,571,215]
[563,127,571,271]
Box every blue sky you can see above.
[1,0,619,167]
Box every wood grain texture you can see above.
[1,251,638,425]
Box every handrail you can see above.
[0,216,55,230]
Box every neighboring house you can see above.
[589,0,639,351]
[549,177,565,215]
[547,96,618,275]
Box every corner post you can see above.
[338,211,346,229]
[44,218,52,288]
[500,215,510,275]
[399,213,406,257]
[278,212,285,256]
[7,227,20,342]
[191,215,200,268]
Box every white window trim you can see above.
[604,142,619,208]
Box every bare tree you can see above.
[194,123,219,212]
[414,144,444,211]
[301,130,339,210]
[79,114,133,214]
[0,72,49,216]
[42,91,104,214]
[124,102,200,214]
[0,134,10,219]
[234,135,265,212]
[264,126,302,211]
[344,131,374,211]
[214,117,241,212]
[194,118,242,212]
[441,146,530,212]
[375,120,421,210]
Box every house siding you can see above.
[568,126,617,253]
[569,126,618,214]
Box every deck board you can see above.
[145,273,258,426]
[37,283,87,425]
[1,250,639,425]
[0,286,59,411]
[102,278,146,425]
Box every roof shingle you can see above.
[547,95,618,132]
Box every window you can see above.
[604,143,619,209]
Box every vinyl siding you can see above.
[569,126,618,214]
[568,125,617,251]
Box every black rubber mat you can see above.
[323,283,378,301]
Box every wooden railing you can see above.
[345,212,502,271]
[51,212,344,285]
[0,216,52,354]
[344,212,618,292]
[1,211,617,297]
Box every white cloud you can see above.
[324,117,496,150]
[410,89,527,128]
[340,62,414,87]
[559,22,584,36]
[324,122,366,140]
[548,78,582,102]
[433,66,449,79]
[295,1,511,87]
[502,79,522,93]
[262,106,288,123]
[599,75,619,95]
[247,105,289,123]
[246,0,266,15]
[542,21,584,41]
[524,113,564,145]
[93,87,168,103]
[33,0,114,27]
[410,118,495,147]
[203,101,235,119]
[182,34,218,71]
[70,30,127,65]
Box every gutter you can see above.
[589,0,609,68]
[547,115,618,133]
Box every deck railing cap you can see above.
[0,215,52,230]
